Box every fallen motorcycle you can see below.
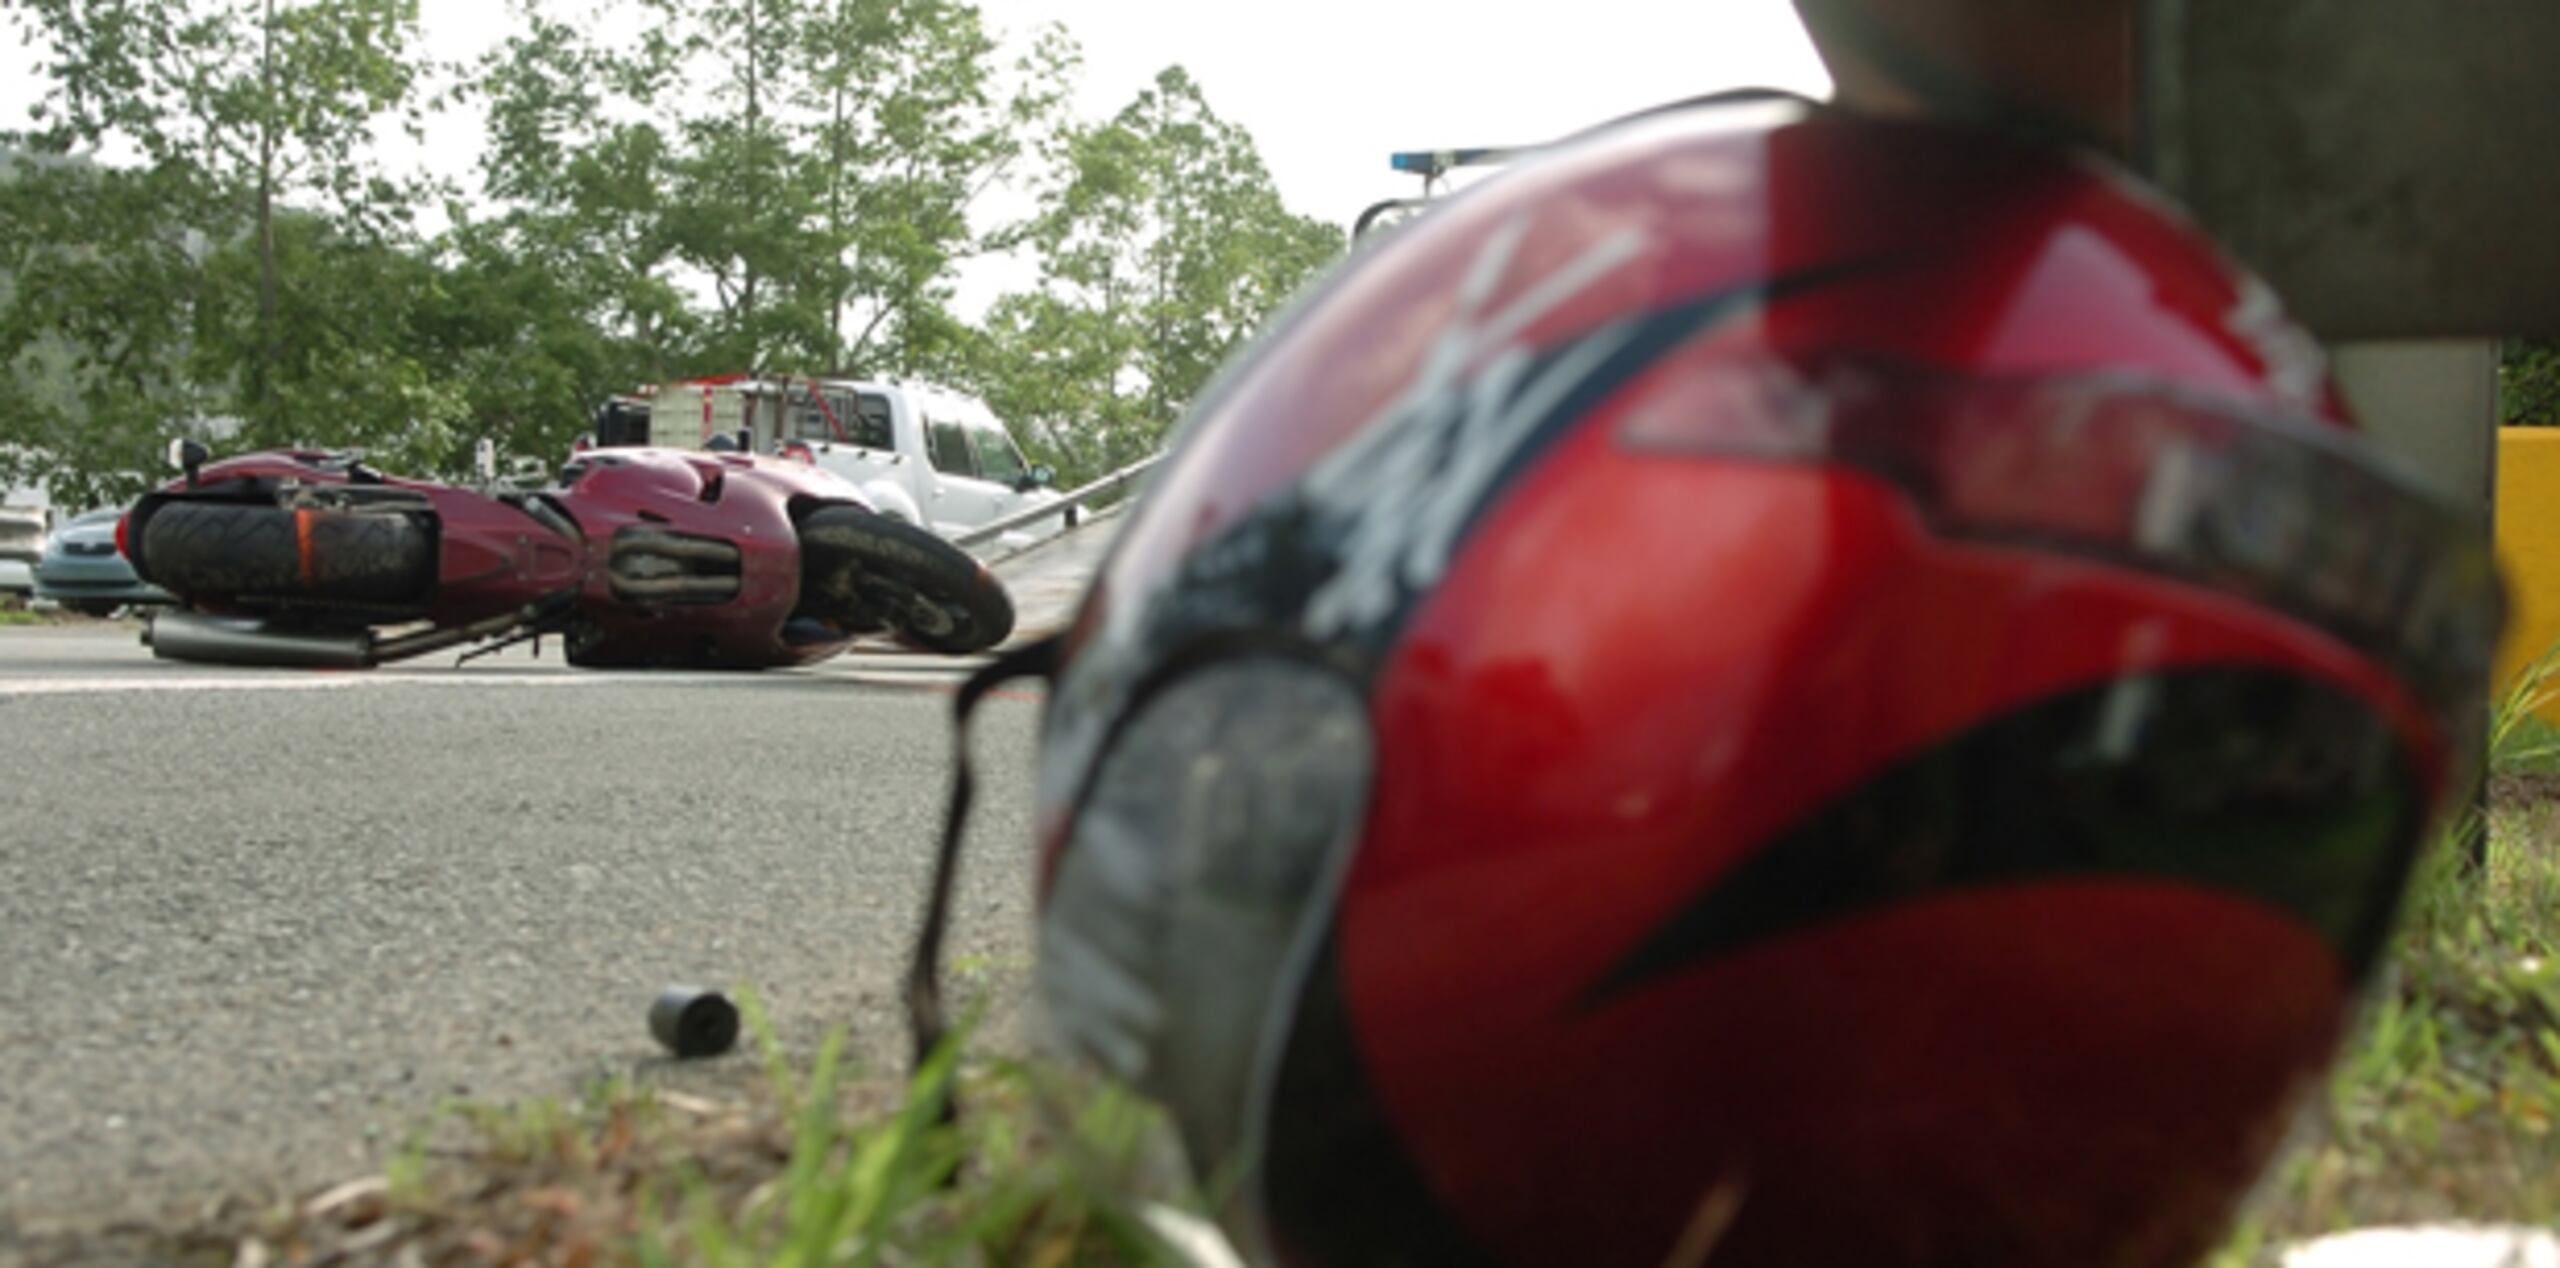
[117,438,1016,670]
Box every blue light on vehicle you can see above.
[1391,148,1513,177]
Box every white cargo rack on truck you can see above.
[600,375,1074,553]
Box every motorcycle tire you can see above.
[138,501,435,604]
[797,506,1016,655]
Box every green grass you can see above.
[2212,801,2560,1263]
[2492,640,2560,779]
[0,594,120,625]
[119,993,1202,1267]
[2209,651,2560,1263]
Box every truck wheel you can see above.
[797,506,1015,655]
[138,501,434,604]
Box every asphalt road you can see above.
[0,623,1048,1235]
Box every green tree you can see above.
[0,151,227,507]
[2502,338,2560,426]
[457,0,701,460]
[471,0,693,360]
[659,0,815,369]
[473,0,1066,385]
[0,0,436,502]
[970,66,1341,482]
[404,215,663,467]
[789,0,1074,375]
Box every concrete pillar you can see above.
[2327,339,2503,860]
[2137,2,2560,340]
[2327,341,2501,512]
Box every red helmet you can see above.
[934,96,2503,1267]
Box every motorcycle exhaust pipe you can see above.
[142,612,376,669]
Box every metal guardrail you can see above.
[951,453,1166,551]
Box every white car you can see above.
[34,507,171,615]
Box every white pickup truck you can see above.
[595,376,1075,551]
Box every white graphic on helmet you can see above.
[1302,216,1651,641]
[2223,270,2331,415]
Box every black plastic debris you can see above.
[648,986,740,1059]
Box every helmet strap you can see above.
[903,633,1066,1114]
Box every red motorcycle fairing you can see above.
[133,449,583,628]
[550,447,866,668]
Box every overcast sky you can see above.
[0,0,1833,313]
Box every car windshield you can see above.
[69,510,122,528]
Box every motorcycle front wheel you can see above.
[136,501,435,604]
[796,507,1016,655]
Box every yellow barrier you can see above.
[2495,427,2560,718]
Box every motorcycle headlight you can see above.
[1035,653,1375,1202]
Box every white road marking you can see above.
[0,675,369,696]
[0,672,722,696]
[2285,1224,2560,1267]
[0,626,1008,697]
[0,661,991,697]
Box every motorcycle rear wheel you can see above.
[796,506,1016,655]
[138,501,435,604]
